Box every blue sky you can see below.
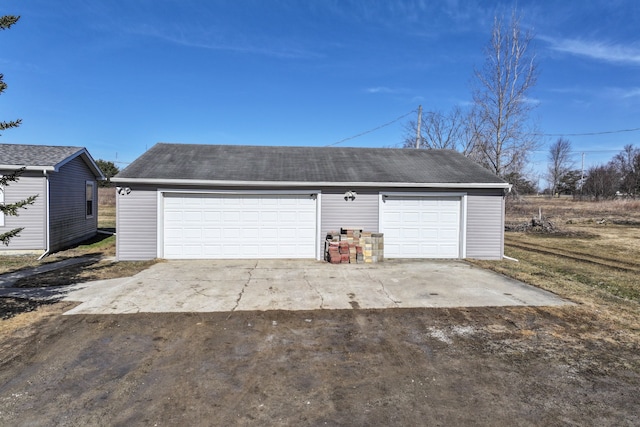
[1,0,639,184]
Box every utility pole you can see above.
[580,152,585,198]
[415,105,422,149]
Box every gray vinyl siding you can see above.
[0,172,46,251]
[112,184,506,261]
[320,190,379,254]
[465,193,504,259]
[48,156,98,252]
[116,186,157,260]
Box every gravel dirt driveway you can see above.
[1,302,638,426]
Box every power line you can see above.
[536,127,640,137]
[325,110,416,147]
[532,149,626,154]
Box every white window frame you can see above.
[0,182,4,227]
[85,181,95,218]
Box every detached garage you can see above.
[113,143,510,261]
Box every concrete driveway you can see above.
[62,259,570,315]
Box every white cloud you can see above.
[621,87,640,98]
[365,87,396,94]
[542,36,640,65]
[522,96,541,105]
[129,24,322,60]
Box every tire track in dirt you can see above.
[505,240,640,273]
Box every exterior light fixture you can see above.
[116,186,132,195]
[344,190,357,201]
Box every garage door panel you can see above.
[223,228,241,239]
[401,227,420,238]
[382,196,461,259]
[183,211,202,221]
[242,211,259,222]
[439,228,459,240]
[182,228,202,239]
[242,198,260,206]
[203,245,223,257]
[260,211,278,222]
[259,228,278,239]
[182,198,202,207]
[299,211,316,222]
[223,211,241,221]
[164,211,183,221]
[440,212,459,223]
[242,244,260,256]
[420,212,438,222]
[203,228,221,239]
[402,244,421,256]
[420,228,438,239]
[204,211,221,222]
[164,227,183,238]
[298,228,316,239]
[419,245,438,257]
[402,212,420,223]
[279,211,298,222]
[163,193,316,259]
[242,228,259,239]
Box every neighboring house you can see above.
[0,144,105,256]
[113,143,511,261]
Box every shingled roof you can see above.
[115,143,508,188]
[0,143,104,178]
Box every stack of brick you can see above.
[327,241,341,264]
[324,228,383,264]
[372,232,384,262]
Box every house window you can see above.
[0,185,4,226]
[86,181,95,218]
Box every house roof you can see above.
[0,143,104,179]
[114,143,509,189]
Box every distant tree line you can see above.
[561,144,640,200]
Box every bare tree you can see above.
[583,164,620,200]
[470,10,540,178]
[547,137,573,197]
[403,106,474,154]
[611,144,640,197]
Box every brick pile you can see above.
[325,228,384,264]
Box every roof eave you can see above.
[0,164,56,171]
[0,149,105,180]
[111,177,511,189]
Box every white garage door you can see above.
[163,193,317,259]
[381,196,461,258]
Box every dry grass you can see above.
[507,195,640,224]
[98,187,116,229]
[1,193,157,301]
[471,196,640,342]
[99,205,116,229]
[0,203,118,275]
[0,301,75,334]
[1,232,157,285]
[98,186,116,206]
[13,258,158,288]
